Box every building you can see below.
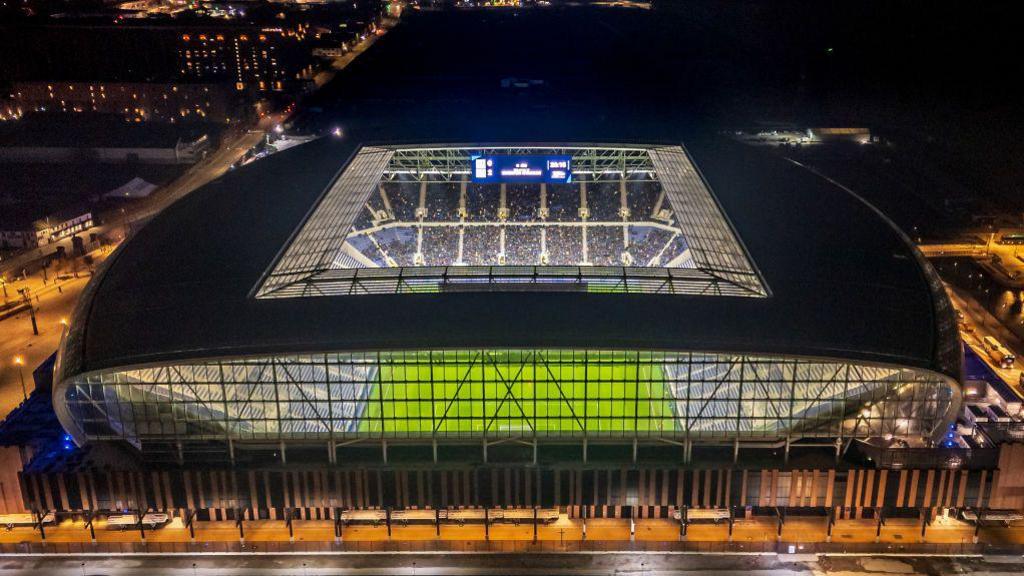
[29,133,981,519]
[34,207,94,246]
[0,217,37,250]
[0,22,317,97]
[6,81,241,124]
[0,114,213,164]
[53,134,962,465]
[7,7,1002,525]
[178,28,314,93]
[0,207,92,252]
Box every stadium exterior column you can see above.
[382,440,388,463]
[826,506,834,542]
[629,505,635,541]
[875,506,884,543]
[919,507,929,542]
[679,506,687,540]
[533,507,538,542]
[335,507,343,543]
[280,441,287,464]
[973,507,983,543]
[432,439,438,463]
[483,439,488,463]
[632,438,637,463]
[733,438,740,464]
[582,438,588,463]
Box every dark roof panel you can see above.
[65,133,955,381]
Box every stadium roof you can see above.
[60,131,959,384]
[253,144,768,299]
[59,9,959,385]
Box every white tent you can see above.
[103,177,157,199]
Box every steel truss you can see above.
[60,349,956,448]
[384,146,656,180]
[255,144,768,299]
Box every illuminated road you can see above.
[126,119,280,225]
[945,285,1024,396]
[0,248,111,418]
[2,551,1019,576]
[921,243,1024,287]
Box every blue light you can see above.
[470,155,572,184]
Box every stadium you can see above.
[51,138,963,466]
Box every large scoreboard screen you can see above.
[470,155,572,184]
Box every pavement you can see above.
[0,550,1023,576]
[0,250,108,417]
[2,515,1023,548]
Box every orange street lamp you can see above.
[13,356,27,400]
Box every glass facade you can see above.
[58,349,957,448]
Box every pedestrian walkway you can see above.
[2,515,1022,555]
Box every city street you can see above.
[1,549,1023,576]
[0,252,105,415]
[946,285,1024,392]
[920,243,1024,288]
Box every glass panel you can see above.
[62,350,954,447]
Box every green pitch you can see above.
[357,350,677,435]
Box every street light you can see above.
[13,356,27,400]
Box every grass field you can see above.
[357,351,677,435]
